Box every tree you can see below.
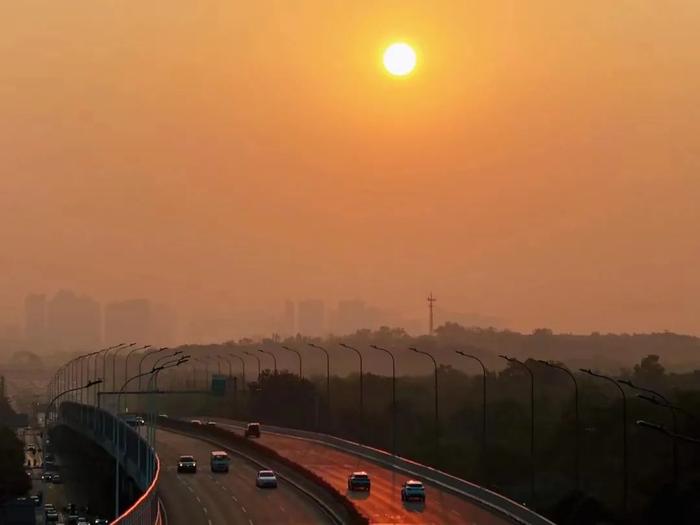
[0,426,31,503]
[633,354,665,386]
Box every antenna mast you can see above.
[427,292,436,335]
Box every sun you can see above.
[383,42,417,76]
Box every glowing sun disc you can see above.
[383,43,416,76]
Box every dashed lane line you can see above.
[241,506,247,514]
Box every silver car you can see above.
[256,470,278,488]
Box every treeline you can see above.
[0,397,31,504]
[151,326,700,524]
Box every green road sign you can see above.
[211,375,226,396]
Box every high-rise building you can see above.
[297,300,325,336]
[46,290,101,351]
[105,299,151,346]
[24,294,46,347]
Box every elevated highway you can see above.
[209,418,524,525]
[157,428,335,525]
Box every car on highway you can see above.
[50,473,63,484]
[77,518,90,525]
[400,480,426,502]
[190,419,202,425]
[347,471,371,491]
[210,451,230,473]
[44,504,59,522]
[94,519,110,525]
[135,416,146,426]
[41,472,53,481]
[206,421,217,427]
[177,455,197,473]
[256,470,278,488]
[245,422,261,438]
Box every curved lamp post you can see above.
[619,379,678,486]
[138,347,169,391]
[124,345,151,390]
[339,343,364,425]
[218,354,233,378]
[501,355,535,504]
[637,419,700,445]
[258,349,278,374]
[581,368,628,513]
[46,379,103,427]
[457,351,488,475]
[370,344,397,455]
[307,343,330,405]
[538,360,580,492]
[281,345,303,378]
[244,351,261,380]
[410,347,440,456]
[228,353,246,389]
[114,357,188,518]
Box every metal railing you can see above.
[57,402,161,525]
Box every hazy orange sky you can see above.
[1,1,699,336]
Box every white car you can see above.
[190,419,202,425]
[256,470,278,488]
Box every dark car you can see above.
[177,455,197,473]
[244,422,261,438]
[347,471,371,491]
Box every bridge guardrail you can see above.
[58,402,160,525]
[219,419,555,525]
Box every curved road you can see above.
[210,419,513,525]
[157,429,334,525]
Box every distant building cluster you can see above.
[19,291,176,352]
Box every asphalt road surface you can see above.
[156,429,335,525]
[210,419,514,525]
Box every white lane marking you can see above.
[232,495,238,503]
[208,520,213,525]
[187,485,194,493]
[203,507,208,515]
[241,506,247,514]
[279,505,286,512]
[196,496,201,503]
[248,520,254,525]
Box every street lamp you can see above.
[339,343,364,437]
[218,354,233,378]
[456,351,488,476]
[501,355,535,504]
[281,345,303,378]
[410,347,439,457]
[45,379,103,427]
[228,353,246,389]
[538,360,580,492]
[101,343,131,393]
[581,368,628,513]
[307,343,330,406]
[370,344,397,455]
[244,351,261,380]
[111,344,138,392]
[124,345,151,390]
[637,420,700,445]
[114,357,188,518]
[138,347,169,392]
[619,379,679,486]
[258,349,278,374]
